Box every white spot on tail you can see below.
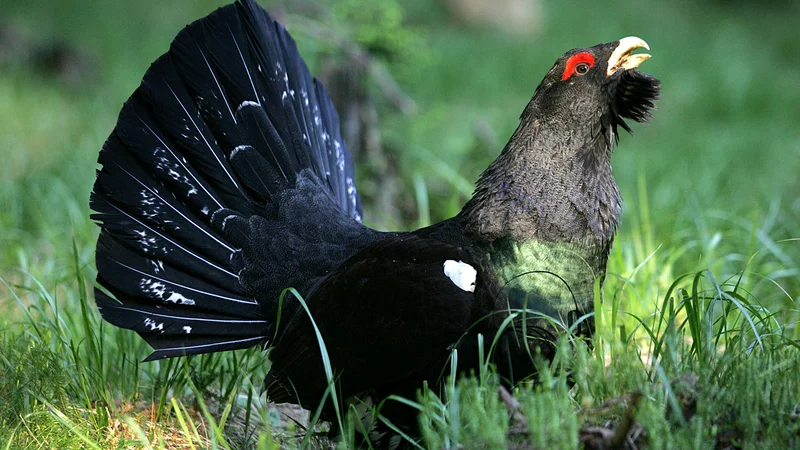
[231,145,248,159]
[152,148,197,197]
[346,176,360,222]
[140,279,167,298]
[182,326,192,334]
[222,214,237,229]
[335,140,344,172]
[166,292,196,306]
[443,260,476,293]
[149,259,164,274]
[237,100,260,112]
[140,190,155,206]
[134,230,158,253]
[140,279,195,306]
[143,318,165,332]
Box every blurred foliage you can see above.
[330,0,428,63]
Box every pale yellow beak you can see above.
[606,36,651,76]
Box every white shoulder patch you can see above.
[443,260,476,293]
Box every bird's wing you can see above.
[264,235,479,406]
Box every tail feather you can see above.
[132,55,251,213]
[92,0,366,360]
[96,292,265,338]
[97,291,267,361]
[93,136,235,261]
[93,205,237,283]
[114,100,246,216]
[235,102,294,192]
[96,236,256,315]
[95,235,267,361]
[229,144,283,199]
[140,334,267,362]
[165,0,362,219]
[234,0,362,220]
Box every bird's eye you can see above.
[562,52,595,80]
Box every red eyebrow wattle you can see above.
[562,52,596,81]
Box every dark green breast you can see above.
[478,236,610,336]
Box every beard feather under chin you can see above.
[612,69,662,133]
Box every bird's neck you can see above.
[459,113,620,247]
[458,113,620,326]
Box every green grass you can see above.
[1,0,799,448]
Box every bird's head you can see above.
[461,37,661,242]
[526,36,660,137]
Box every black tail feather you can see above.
[113,100,242,216]
[92,0,364,360]
[93,136,235,262]
[141,334,267,362]
[235,102,294,191]
[95,235,255,315]
[91,195,239,290]
[96,290,265,339]
[97,290,267,361]
[133,55,251,213]
[229,144,283,199]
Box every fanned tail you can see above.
[91,0,363,360]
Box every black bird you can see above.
[90,0,659,436]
